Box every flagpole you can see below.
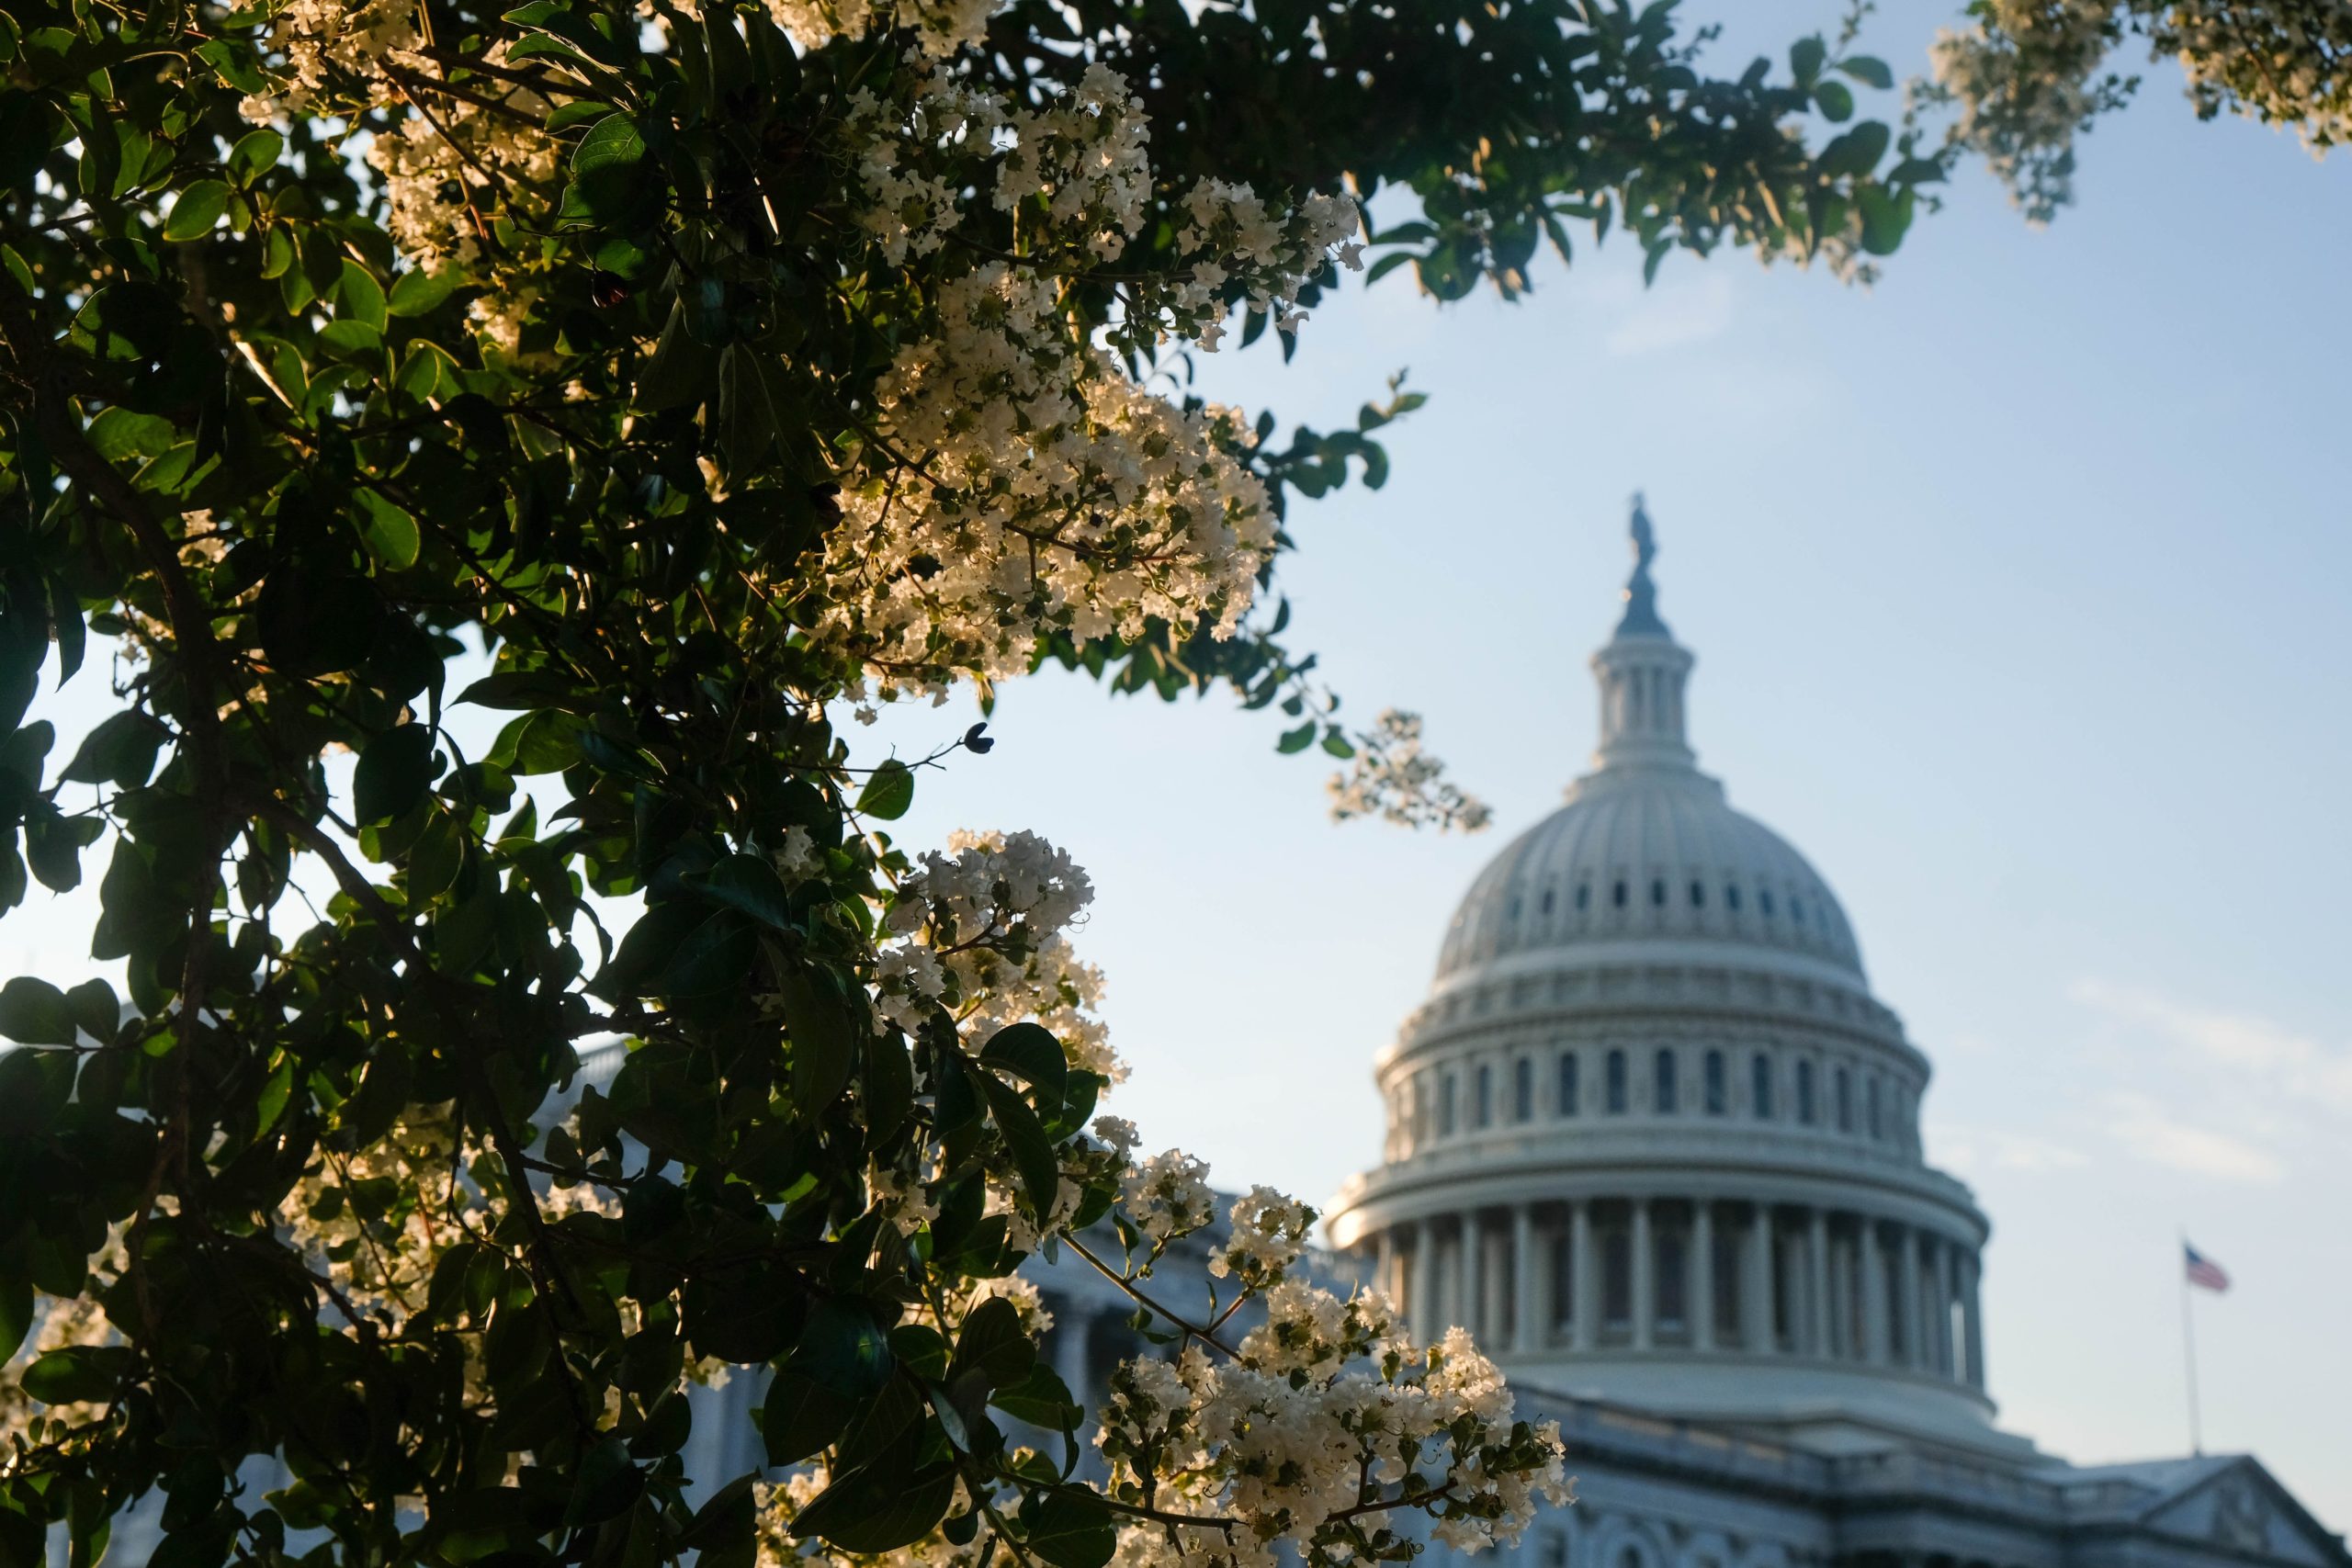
[2179,1232,2203,1456]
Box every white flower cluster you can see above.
[238,0,424,120]
[818,62,1363,694]
[1325,709,1494,833]
[1120,1149,1215,1247]
[1208,1185,1316,1289]
[277,1103,487,1325]
[1096,1285,1574,1568]
[361,51,562,276]
[2148,0,2352,149]
[1928,0,2122,220]
[872,829,1117,1077]
[763,0,999,59]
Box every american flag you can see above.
[2184,1243,2231,1293]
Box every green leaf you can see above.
[1817,120,1892,179]
[163,179,231,241]
[356,487,421,570]
[788,1465,955,1554]
[388,265,456,317]
[980,1021,1066,1108]
[61,708,168,787]
[355,724,437,824]
[857,758,914,820]
[1789,35,1826,88]
[794,1298,894,1399]
[779,970,856,1112]
[338,258,387,331]
[567,114,647,222]
[949,1295,1035,1391]
[226,128,282,184]
[1022,1491,1115,1568]
[762,1370,854,1467]
[1814,80,1853,122]
[1837,54,1894,90]
[694,853,793,928]
[975,1074,1057,1225]
[988,1361,1079,1429]
[663,909,756,998]
[317,318,382,358]
[0,1278,31,1363]
[22,1347,125,1405]
[0,976,74,1043]
[1276,720,1315,754]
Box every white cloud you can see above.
[1928,1122,2090,1175]
[2069,978,2352,1114]
[1603,272,1735,355]
[2103,1092,2287,1185]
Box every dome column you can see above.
[1934,1237,1958,1377]
[1962,1252,1987,1390]
[1569,1201,1597,1352]
[1412,1220,1439,1335]
[1630,1200,1655,1350]
[1861,1218,1892,1366]
[1478,1213,1509,1347]
[1806,1210,1832,1358]
[1511,1205,1542,1354]
[1744,1207,1775,1354]
[1895,1226,1922,1369]
[1690,1201,1715,1351]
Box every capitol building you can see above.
[1031,507,2348,1568]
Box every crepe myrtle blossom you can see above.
[1327,709,1495,832]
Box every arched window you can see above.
[1513,1055,1533,1122]
[1760,888,1777,917]
[1792,897,1806,925]
[1576,883,1591,910]
[1475,1063,1493,1128]
[1704,1049,1727,1115]
[1649,877,1668,908]
[1835,1066,1853,1132]
[1605,1050,1628,1115]
[1611,879,1628,908]
[1540,887,1555,915]
[1558,1052,1580,1116]
[1654,1049,1678,1114]
[1726,884,1743,912]
[1657,1228,1687,1327]
[1867,1076,1883,1140]
[1795,1060,1816,1125]
[1440,1074,1458,1136]
[1689,879,1705,908]
[1751,1053,1774,1119]
[1412,1078,1429,1144]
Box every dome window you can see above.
[1474,1064,1493,1128]
[1557,1052,1580,1116]
[1540,888,1555,915]
[1576,883,1591,911]
[1835,1066,1853,1133]
[1689,880,1705,908]
[1726,884,1742,912]
[1513,1056,1533,1121]
[1611,879,1628,908]
[1867,1076,1883,1140]
[1509,897,1521,921]
[1439,1075,1458,1136]
[1654,1049,1678,1114]
[1792,897,1806,926]
[1795,1060,1816,1125]
[1759,889,1776,917]
[1704,1049,1727,1115]
[1750,1053,1773,1119]
[1605,1050,1628,1115]
[1650,878,1668,908]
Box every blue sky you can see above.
[12,0,2350,1531]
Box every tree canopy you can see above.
[0,0,1950,1563]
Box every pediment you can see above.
[2141,1459,2347,1567]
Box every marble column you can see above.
[1894,1227,1921,1369]
[1512,1205,1541,1354]
[1412,1219,1439,1336]
[1480,1216,1509,1346]
[1375,1228,1396,1304]
[1861,1219,1891,1366]
[1934,1237,1958,1377]
[1630,1200,1655,1350]
[1691,1201,1715,1351]
[1963,1251,1987,1390]
[1570,1201,1597,1352]
[1806,1209,1831,1358]
[1054,1307,1091,1405]
[1745,1206,1775,1353]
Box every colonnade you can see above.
[1367,1198,1984,1389]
